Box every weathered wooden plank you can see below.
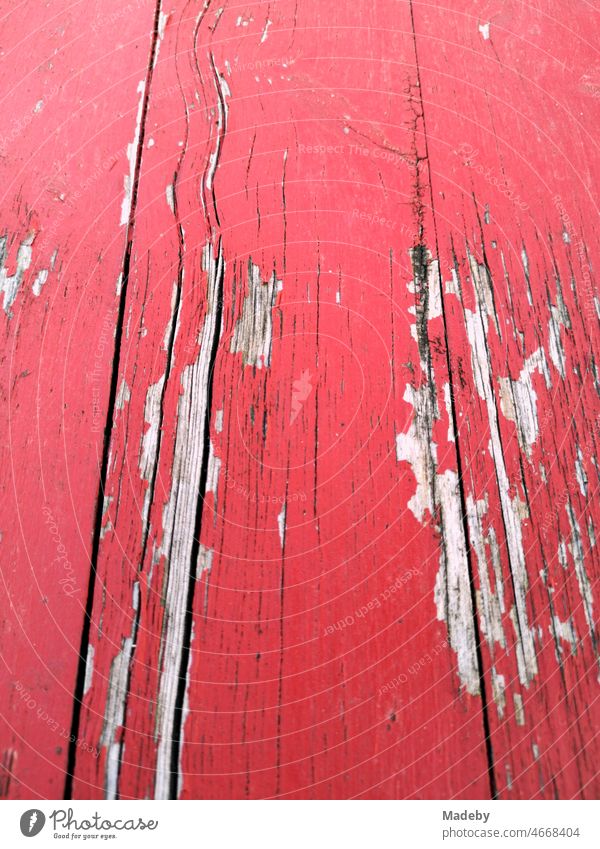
[2,0,599,802]
[0,0,159,799]
[71,0,491,799]
[411,0,600,797]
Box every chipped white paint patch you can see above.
[101,582,139,799]
[166,184,175,214]
[434,470,480,695]
[115,378,131,411]
[0,232,34,313]
[443,383,455,442]
[32,269,48,297]
[230,261,282,368]
[558,538,568,569]
[566,501,596,651]
[206,72,231,192]
[465,263,538,687]
[154,244,223,800]
[467,495,506,651]
[575,446,588,497]
[445,268,460,297]
[206,440,221,501]
[552,616,578,658]
[479,22,490,39]
[214,409,224,433]
[260,18,272,42]
[278,505,287,550]
[588,517,596,549]
[498,348,551,456]
[395,384,437,524]
[120,80,145,226]
[139,376,165,529]
[491,667,506,718]
[153,11,169,68]
[513,692,525,725]
[548,307,566,378]
[83,644,95,696]
[468,253,499,336]
[398,249,479,694]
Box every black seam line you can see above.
[408,0,498,800]
[168,238,225,800]
[63,0,164,801]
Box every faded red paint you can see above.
[1,0,599,801]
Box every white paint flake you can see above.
[0,232,34,313]
[443,383,455,442]
[566,502,596,653]
[115,378,131,411]
[278,505,287,549]
[575,446,588,497]
[102,582,140,799]
[120,80,145,226]
[230,261,282,368]
[260,18,272,42]
[166,184,175,214]
[513,692,525,725]
[479,22,490,39]
[552,616,578,658]
[467,495,506,651]
[395,384,436,524]
[83,644,95,696]
[464,252,538,687]
[498,348,551,456]
[206,440,222,501]
[153,11,169,68]
[139,376,165,529]
[434,470,480,695]
[491,667,506,718]
[32,269,48,297]
[548,308,566,378]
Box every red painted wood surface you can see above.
[1,0,599,800]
